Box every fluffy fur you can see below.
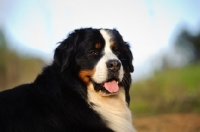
[0,28,136,132]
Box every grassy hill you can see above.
[130,63,200,116]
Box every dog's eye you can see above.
[88,51,98,56]
[114,49,120,56]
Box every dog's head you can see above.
[54,28,133,97]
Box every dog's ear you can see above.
[124,42,134,73]
[54,32,79,72]
[112,29,134,73]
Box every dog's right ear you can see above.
[54,32,79,72]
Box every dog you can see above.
[0,28,135,132]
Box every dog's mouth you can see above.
[91,78,121,96]
[103,79,119,93]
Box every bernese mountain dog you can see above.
[0,28,136,132]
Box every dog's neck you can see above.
[87,84,135,132]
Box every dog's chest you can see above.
[87,88,135,132]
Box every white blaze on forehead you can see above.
[100,30,118,60]
[91,29,124,84]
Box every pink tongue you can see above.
[103,80,119,93]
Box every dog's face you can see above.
[54,28,133,97]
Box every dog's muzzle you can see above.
[91,59,123,95]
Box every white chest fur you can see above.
[87,84,136,132]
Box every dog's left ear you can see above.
[124,42,134,73]
[112,29,134,73]
[54,32,79,72]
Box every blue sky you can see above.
[0,0,200,81]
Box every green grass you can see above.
[130,63,200,116]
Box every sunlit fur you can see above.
[88,84,135,132]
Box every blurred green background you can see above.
[129,25,200,116]
[130,63,200,116]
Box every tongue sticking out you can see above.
[103,80,119,93]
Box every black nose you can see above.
[106,59,121,71]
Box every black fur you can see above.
[0,28,133,132]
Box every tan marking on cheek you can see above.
[95,43,101,49]
[78,69,95,85]
[111,42,116,48]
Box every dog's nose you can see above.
[106,59,121,71]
